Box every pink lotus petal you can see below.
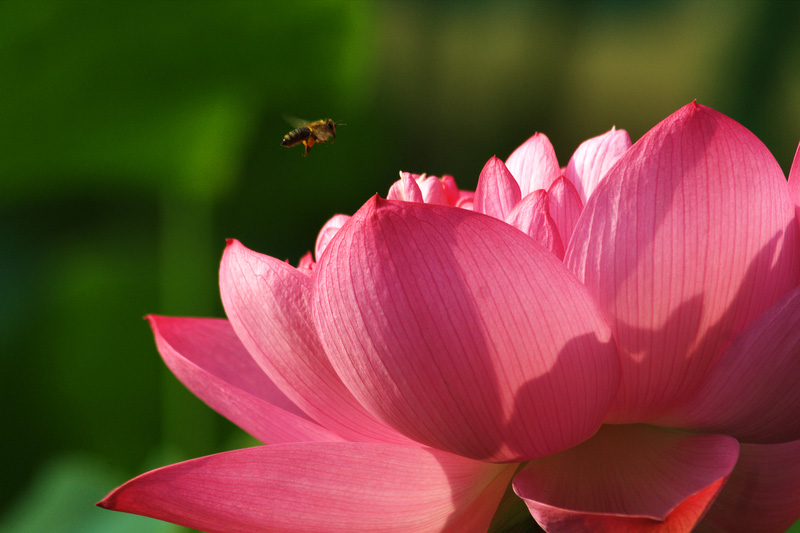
[513,424,738,532]
[456,190,474,210]
[219,239,411,444]
[659,285,800,443]
[148,315,341,444]
[315,214,351,262]
[474,156,522,221]
[547,176,584,251]
[417,175,450,205]
[387,172,424,203]
[297,251,314,274]
[98,442,517,533]
[565,127,631,204]
[505,190,565,260]
[505,132,561,197]
[790,141,800,231]
[696,439,800,533]
[313,196,620,462]
[565,102,800,423]
[440,174,461,206]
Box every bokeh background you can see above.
[2,1,799,531]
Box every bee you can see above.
[281,117,344,156]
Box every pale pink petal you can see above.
[513,425,738,532]
[147,315,341,444]
[313,197,620,463]
[659,285,800,442]
[565,127,631,204]
[547,176,584,250]
[387,172,424,203]
[697,440,800,532]
[440,174,461,206]
[790,141,800,231]
[505,190,565,260]
[505,133,561,197]
[219,239,411,444]
[98,442,517,533]
[315,214,351,262]
[565,102,800,423]
[473,156,521,220]
[417,175,450,205]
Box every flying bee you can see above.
[281,117,344,156]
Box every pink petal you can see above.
[315,214,351,262]
[513,424,738,532]
[148,315,341,444]
[565,127,632,204]
[313,197,620,463]
[456,190,475,210]
[790,141,800,230]
[565,102,800,423]
[98,442,517,533]
[696,439,800,532]
[219,239,411,444]
[387,172,424,203]
[547,176,584,251]
[505,132,561,197]
[659,285,800,442]
[505,190,565,260]
[473,156,522,220]
[440,174,461,206]
[417,175,450,205]
[297,250,314,274]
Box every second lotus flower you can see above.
[99,102,800,532]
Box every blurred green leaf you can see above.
[0,453,180,533]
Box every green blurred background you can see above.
[1,1,799,531]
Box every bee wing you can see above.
[283,115,311,129]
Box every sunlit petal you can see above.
[566,102,800,423]
[313,197,619,462]
[505,132,560,197]
[547,176,583,252]
[505,190,565,260]
[98,443,517,533]
[565,127,631,204]
[148,315,341,444]
[220,239,411,444]
[474,156,521,220]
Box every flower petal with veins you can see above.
[505,132,560,197]
[565,127,631,204]
[315,214,351,262]
[148,315,341,444]
[659,286,800,442]
[513,425,738,532]
[98,443,517,533]
[566,102,800,423]
[546,175,583,251]
[790,141,800,233]
[474,156,521,221]
[696,439,800,533]
[505,190,565,260]
[220,240,412,444]
[313,197,619,462]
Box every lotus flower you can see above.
[99,102,800,532]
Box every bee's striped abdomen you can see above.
[281,127,311,147]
